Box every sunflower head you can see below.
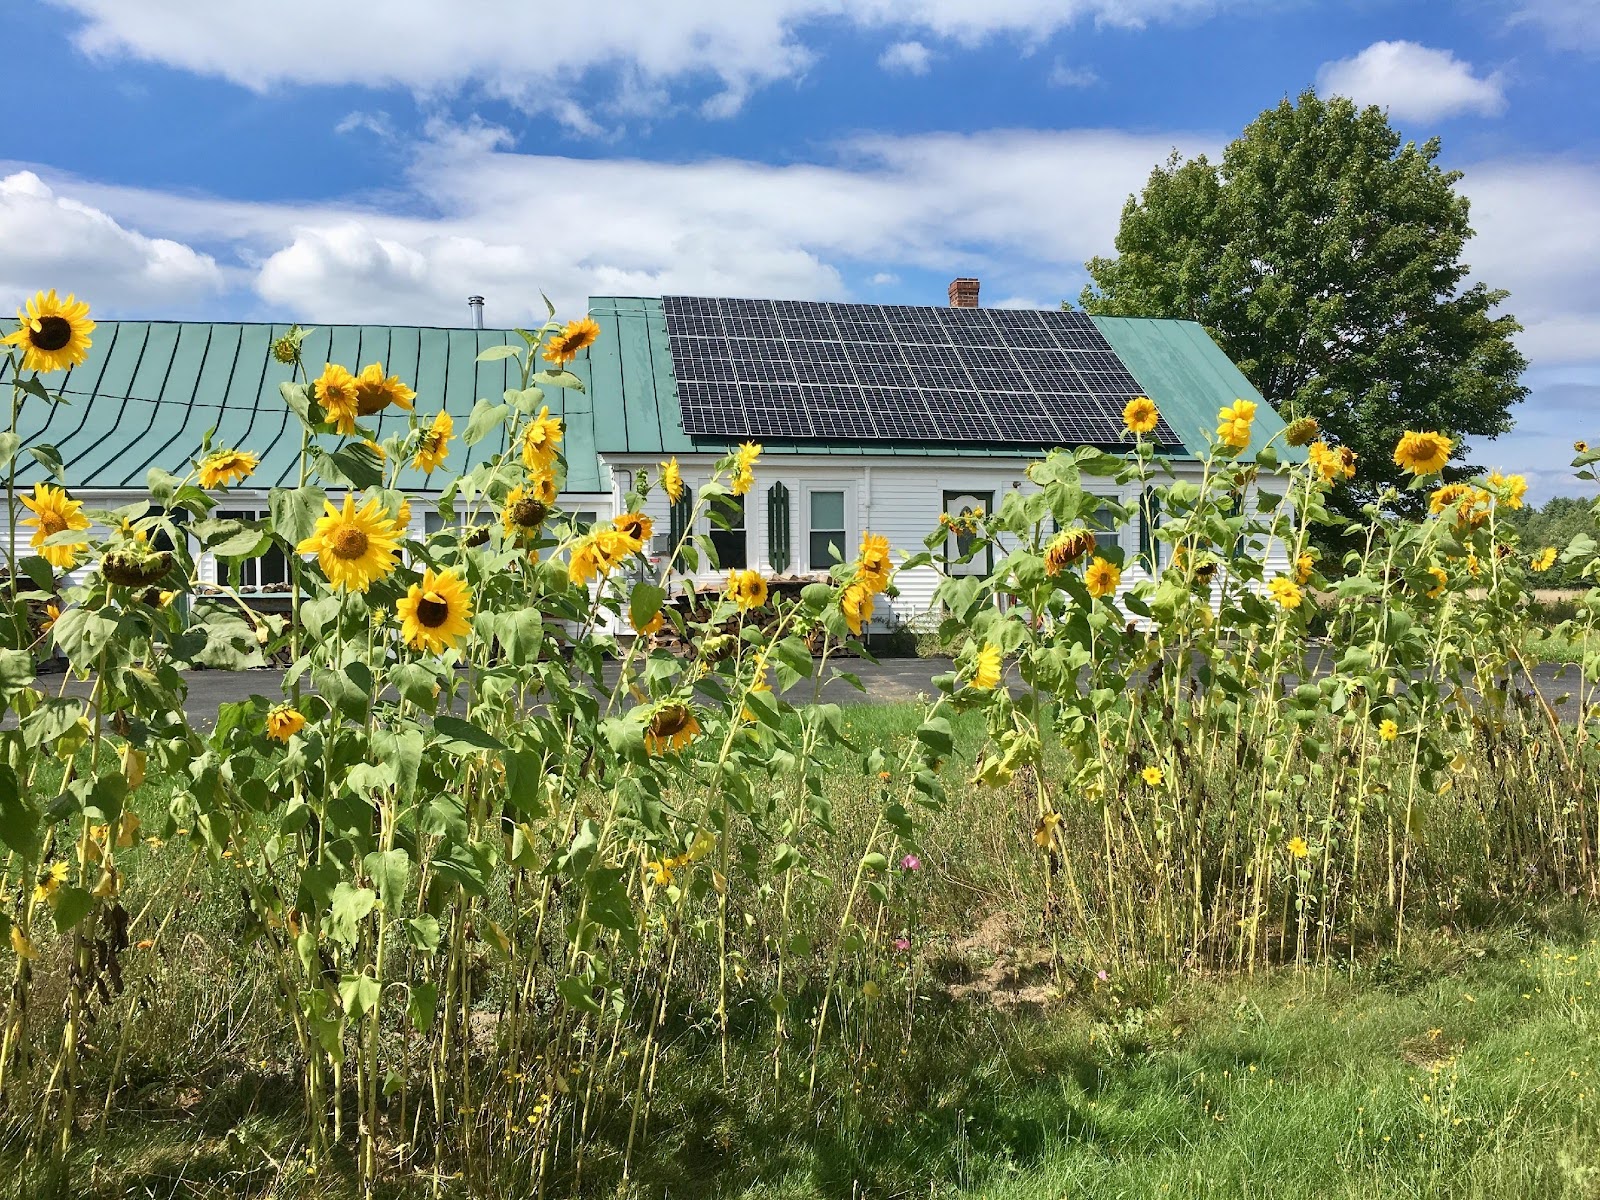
[19,482,91,570]
[856,532,892,593]
[1393,430,1453,476]
[970,643,1002,691]
[521,406,565,471]
[413,411,453,473]
[502,485,550,533]
[645,703,700,755]
[295,494,401,591]
[1045,528,1096,576]
[1084,556,1121,599]
[271,325,308,365]
[661,457,685,503]
[265,704,306,743]
[725,568,768,612]
[102,545,174,589]
[353,362,416,416]
[1284,416,1320,447]
[613,511,653,545]
[314,364,360,435]
[198,448,259,490]
[397,568,474,654]
[1267,575,1304,609]
[1122,396,1159,436]
[4,290,94,374]
[840,580,875,636]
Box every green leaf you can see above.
[327,883,377,948]
[390,661,440,710]
[0,766,39,858]
[463,399,510,446]
[476,344,521,362]
[52,886,93,934]
[504,386,546,415]
[408,981,439,1031]
[431,714,504,754]
[269,486,327,548]
[531,369,584,392]
[558,975,604,1015]
[280,381,319,426]
[499,609,543,665]
[0,433,18,468]
[0,650,35,707]
[339,972,382,1019]
[26,444,65,484]
[318,441,385,489]
[405,915,441,955]
[364,848,411,903]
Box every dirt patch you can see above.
[938,911,1059,1013]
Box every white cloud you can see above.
[47,0,1228,126]
[1513,0,1600,50]
[869,271,901,285]
[1048,61,1100,87]
[334,110,396,139]
[879,41,934,75]
[1316,41,1506,123]
[0,171,223,316]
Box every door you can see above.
[943,491,992,576]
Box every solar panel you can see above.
[662,296,1180,447]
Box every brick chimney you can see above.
[947,278,980,307]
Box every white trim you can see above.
[799,479,856,574]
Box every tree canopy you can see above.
[1082,90,1528,514]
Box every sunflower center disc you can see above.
[32,316,72,352]
[333,528,369,559]
[416,597,450,628]
[41,515,66,536]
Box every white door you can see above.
[943,491,991,577]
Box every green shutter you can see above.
[767,482,791,573]
[668,493,692,568]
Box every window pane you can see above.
[711,529,748,570]
[1094,503,1120,552]
[714,494,745,531]
[810,531,845,569]
[810,490,844,530]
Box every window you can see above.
[1092,500,1123,555]
[573,510,599,533]
[708,494,747,569]
[216,509,290,591]
[808,489,847,570]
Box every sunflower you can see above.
[314,364,360,434]
[841,580,875,636]
[1045,528,1096,576]
[198,448,259,489]
[1308,441,1357,483]
[1294,552,1315,584]
[614,511,653,544]
[1422,565,1449,598]
[1286,836,1309,859]
[3,290,94,374]
[1429,482,1475,517]
[568,527,641,586]
[1284,416,1320,447]
[397,568,474,654]
[970,643,1002,691]
[502,484,550,533]
[1218,417,1252,450]
[34,861,69,904]
[1141,766,1164,786]
[1219,399,1257,424]
[542,316,601,366]
[645,703,700,755]
[1084,556,1121,599]
[725,568,768,611]
[1123,395,1159,435]
[521,406,565,471]
[662,457,685,503]
[631,607,665,637]
[1530,546,1558,573]
[1486,469,1528,509]
[1268,576,1304,609]
[731,442,761,496]
[413,411,453,473]
[10,927,37,961]
[856,531,892,593]
[296,494,401,591]
[19,482,91,569]
[1378,718,1398,742]
[352,362,416,417]
[1392,430,1453,476]
[265,704,305,743]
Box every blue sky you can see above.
[4,0,1597,498]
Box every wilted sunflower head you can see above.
[502,485,549,532]
[1045,528,1096,576]
[4,290,94,374]
[645,703,700,755]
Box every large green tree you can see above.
[1082,90,1528,513]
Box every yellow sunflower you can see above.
[841,580,875,635]
[314,363,360,435]
[397,568,474,654]
[265,704,305,743]
[568,526,641,586]
[1422,565,1449,598]
[731,442,761,496]
[413,411,453,473]
[1294,552,1314,584]
[1378,718,1398,742]
[543,316,601,365]
[856,531,892,593]
[1284,416,1319,447]
[502,484,551,533]
[1308,441,1357,483]
[970,643,1002,691]
[631,607,665,637]
[198,448,259,489]
[1142,766,1164,786]
[19,482,91,569]
[1084,556,1121,599]
[1045,528,1096,576]
[614,511,653,544]
[1217,417,1252,450]
[34,861,69,904]
[522,406,565,471]
[1531,546,1558,573]
[1268,576,1304,609]
[1286,836,1309,859]
[1486,469,1527,509]
[3,290,94,374]
[725,568,768,611]
[1123,395,1159,435]
[10,927,37,961]
[645,703,700,755]
[529,470,558,506]
[1219,399,1257,423]
[661,457,685,503]
[352,362,416,417]
[1392,430,1453,476]
[296,494,401,591]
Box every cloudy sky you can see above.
[6,0,1597,498]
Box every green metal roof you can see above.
[1,322,612,493]
[0,302,1289,493]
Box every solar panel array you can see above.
[663,296,1180,447]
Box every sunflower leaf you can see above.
[531,370,584,393]
[463,399,509,447]
[475,344,520,363]
[430,714,504,754]
[269,486,327,548]
[317,442,384,490]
